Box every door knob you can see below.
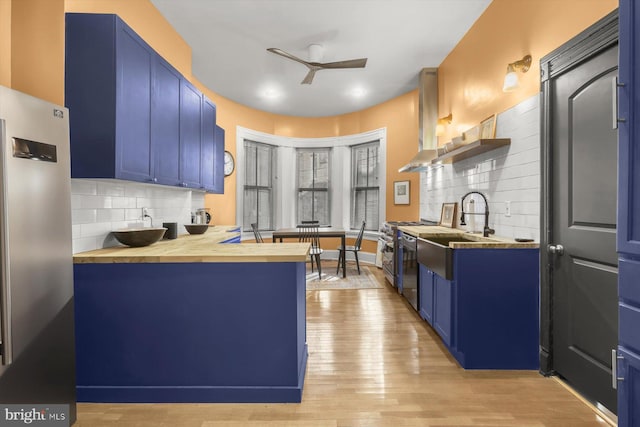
[548,244,564,255]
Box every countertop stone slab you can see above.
[73,225,310,263]
[397,225,539,249]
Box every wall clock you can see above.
[224,151,235,177]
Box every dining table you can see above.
[272,227,347,278]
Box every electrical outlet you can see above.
[142,207,148,218]
[505,201,511,217]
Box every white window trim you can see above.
[236,126,387,231]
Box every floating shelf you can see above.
[433,138,510,164]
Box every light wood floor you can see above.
[76,262,608,427]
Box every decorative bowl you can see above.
[112,228,167,247]
[184,224,209,235]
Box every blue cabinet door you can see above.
[151,56,181,186]
[419,265,434,325]
[201,97,223,193]
[179,79,202,188]
[618,0,640,423]
[65,13,118,178]
[115,19,153,182]
[433,273,454,348]
[213,125,225,193]
[618,348,640,427]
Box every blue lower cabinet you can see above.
[618,347,640,426]
[419,265,434,325]
[74,262,307,403]
[418,248,539,369]
[433,273,454,348]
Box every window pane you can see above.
[297,152,314,188]
[298,190,313,223]
[314,151,329,188]
[244,140,275,231]
[245,146,257,186]
[296,148,330,225]
[314,191,330,225]
[258,189,272,230]
[351,141,379,230]
[256,144,272,187]
[364,189,379,228]
[243,189,257,227]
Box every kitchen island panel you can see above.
[74,261,307,403]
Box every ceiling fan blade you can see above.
[267,48,311,67]
[301,69,317,85]
[319,58,368,69]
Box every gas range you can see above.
[380,220,437,287]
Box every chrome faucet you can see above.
[460,191,495,237]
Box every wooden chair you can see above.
[250,223,264,243]
[298,224,323,278]
[337,220,366,275]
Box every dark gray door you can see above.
[550,44,618,412]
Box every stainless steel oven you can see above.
[381,239,394,284]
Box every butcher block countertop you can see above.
[397,225,539,249]
[73,225,310,264]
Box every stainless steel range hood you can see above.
[399,68,439,172]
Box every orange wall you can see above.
[10,0,65,105]
[438,0,617,143]
[0,0,11,87]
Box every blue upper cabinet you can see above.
[151,56,181,186]
[179,79,203,189]
[116,21,153,182]
[201,97,223,193]
[65,13,153,182]
[65,13,222,192]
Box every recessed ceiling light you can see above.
[348,87,366,98]
[263,89,280,99]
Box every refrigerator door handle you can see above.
[0,124,12,366]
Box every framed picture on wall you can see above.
[439,202,457,228]
[394,181,410,205]
[480,114,497,139]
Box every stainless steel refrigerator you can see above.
[0,86,76,422]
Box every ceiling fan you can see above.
[267,45,367,85]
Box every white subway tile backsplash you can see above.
[111,197,137,209]
[79,222,113,238]
[72,208,97,224]
[96,181,125,197]
[421,95,541,241]
[97,208,125,222]
[71,179,205,253]
[71,180,97,195]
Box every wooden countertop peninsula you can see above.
[397,225,539,249]
[73,225,310,264]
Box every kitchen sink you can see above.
[422,236,478,246]
[417,236,472,280]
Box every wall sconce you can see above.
[502,54,532,92]
[436,113,453,136]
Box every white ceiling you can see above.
[150,0,492,117]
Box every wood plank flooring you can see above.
[76,262,608,426]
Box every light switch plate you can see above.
[505,201,511,217]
